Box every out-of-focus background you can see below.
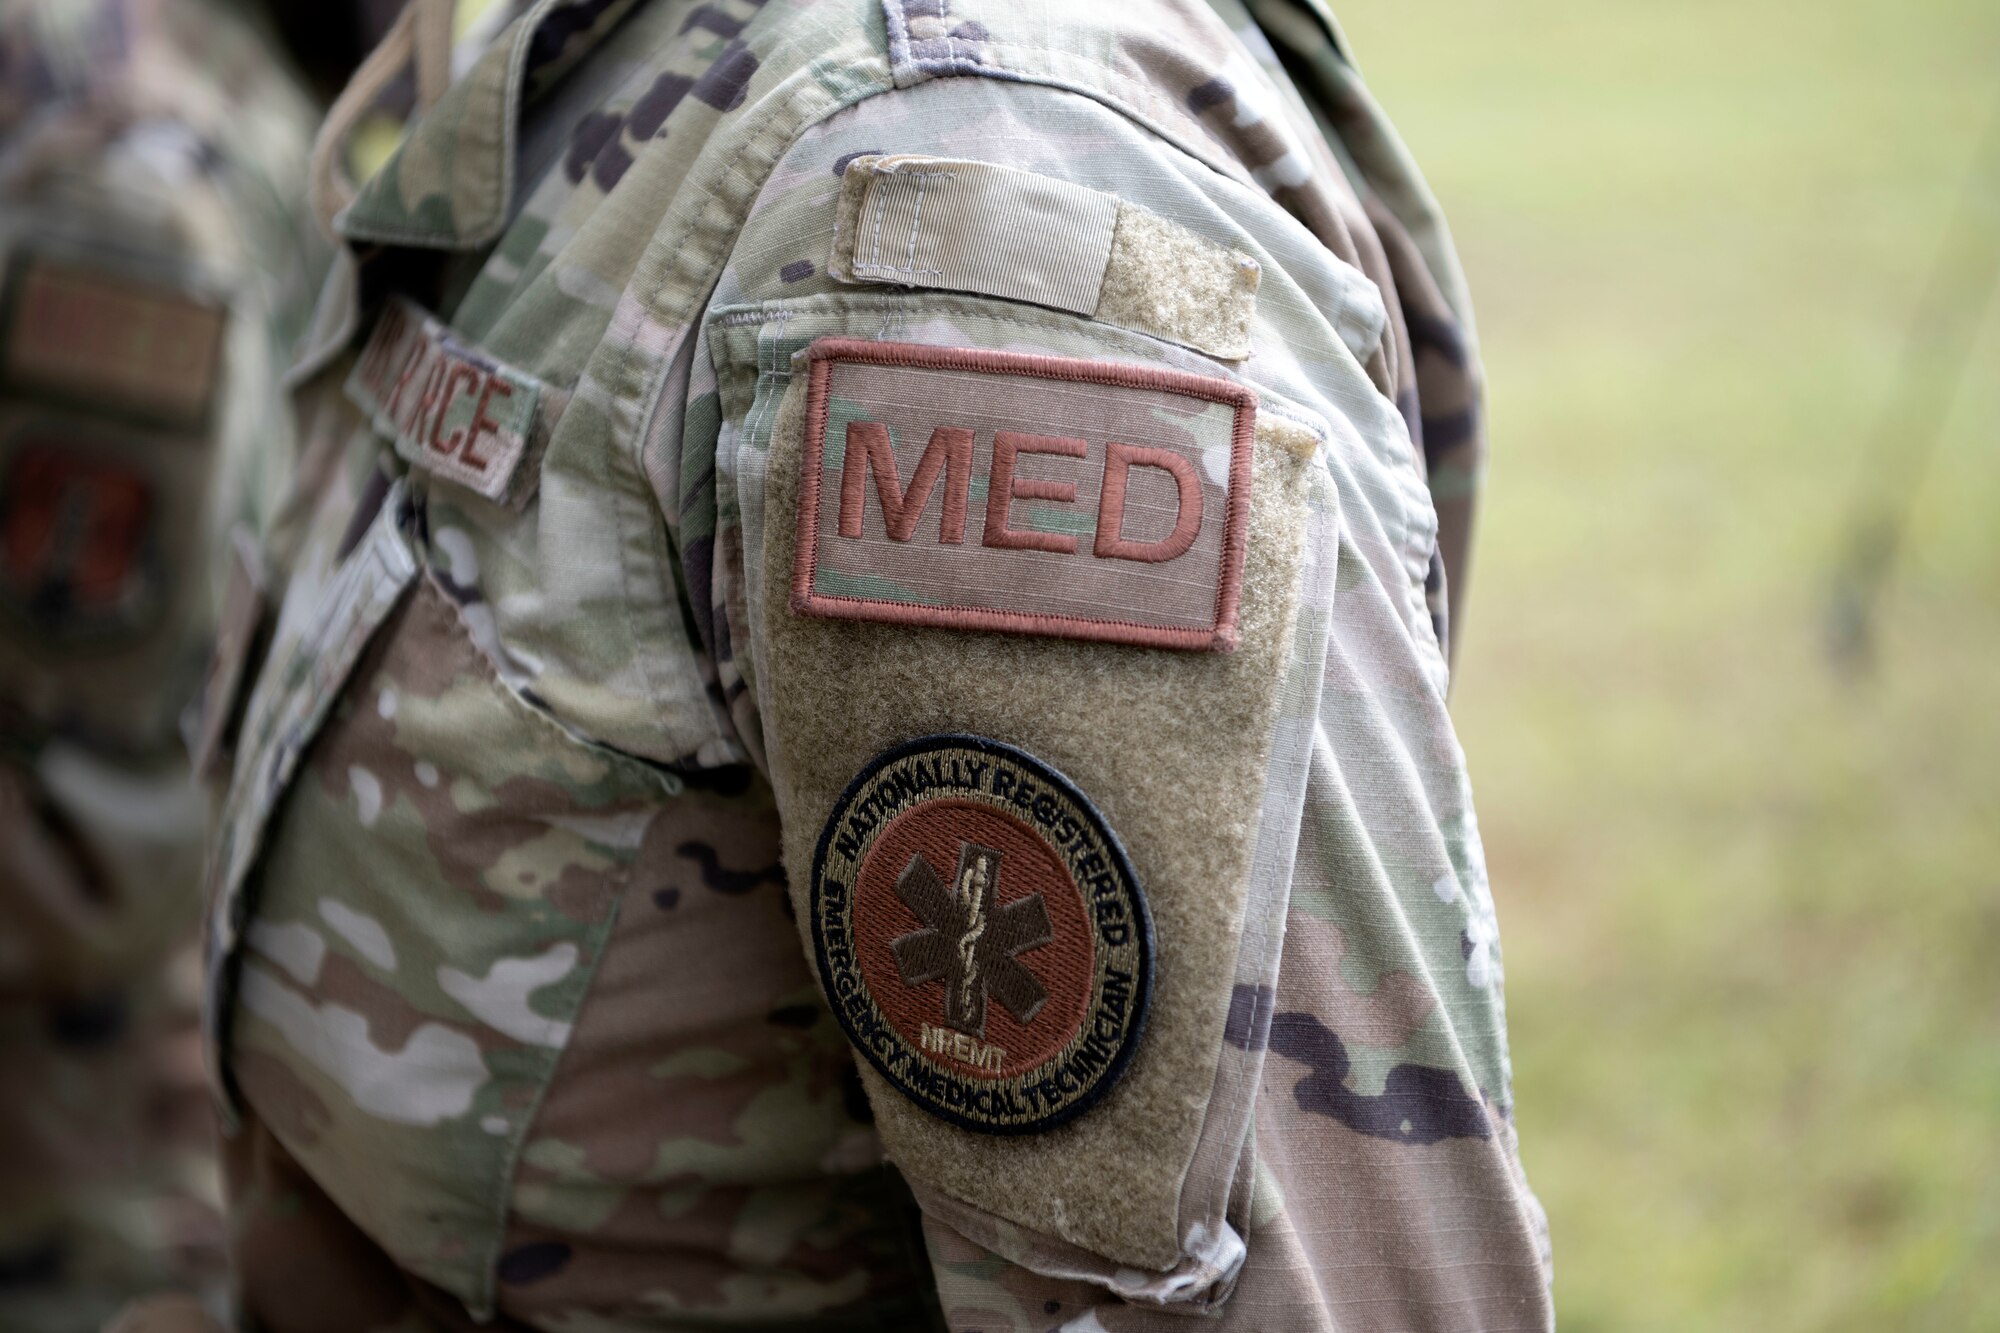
[1341,3,2000,1329]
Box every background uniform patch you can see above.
[0,430,161,642]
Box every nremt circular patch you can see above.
[810,734,1153,1135]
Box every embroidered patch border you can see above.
[810,733,1154,1135]
[792,338,1257,651]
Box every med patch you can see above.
[0,427,161,641]
[792,338,1255,650]
[810,734,1152,1134]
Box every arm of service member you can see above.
[201,3,1547,1330]
[685,24,1554,1333]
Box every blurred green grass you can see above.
[1337,2,2000,1328]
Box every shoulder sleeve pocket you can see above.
[711,294,1337,1304]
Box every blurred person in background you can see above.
[0,0,329,1326]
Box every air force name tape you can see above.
[810,734,1153,1134]
[346,296,548,505]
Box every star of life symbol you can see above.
[891,842,1054,1038]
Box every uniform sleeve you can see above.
[696,72,1553,1332]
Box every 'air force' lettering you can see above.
[345,296,546,504]
[351,303,513,472]
[793,338,1256,651]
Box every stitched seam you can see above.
[904,172,928,274]
[853,170,957,279]
[852,266,946,277]
[827,168,860,278]
[868,179,887,270]
[620,69,856,756]
[480,853,630,1307]
[883,0,913,82]
[801,593,1225,642]
[735,322,791,694]
[803,335,1256,408]
[713,295,1249,374]
[713,309,779,329]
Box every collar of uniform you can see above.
[334,0,641,251]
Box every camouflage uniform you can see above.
[204,1,1551,1330]
[0,0,325,1327]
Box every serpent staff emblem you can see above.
[891,842,1053,1036]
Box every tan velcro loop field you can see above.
[829,155,1261,360]
[757,351,1316,1285]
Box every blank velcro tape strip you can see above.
[829,156,1260,361]
[793,338,1256,651]
[345,296,548,505]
